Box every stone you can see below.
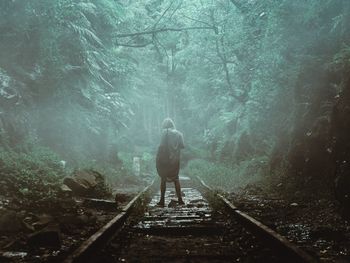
[2,251,27,260]
[60,184,72,192]
[32,214,54,231]
[63,177,90,195]
[22,220,35,232]
[63,169,102,195]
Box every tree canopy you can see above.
[1,0,350,191]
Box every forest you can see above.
[1,0,350,262]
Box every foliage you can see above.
[185,157,267,190]
[0,144,66,207]
[330,45,350,76]
[1,0,350,195]
[0,0,133,160]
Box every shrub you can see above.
[185,157,268,190]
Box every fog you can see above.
[1,0,350,192]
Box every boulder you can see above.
[60,184,72,193]
[32,214,54,231]
[63,169,101,195]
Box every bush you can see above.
[0,145,65,180]
[185,159,234,189]
[185,157,268,190]
[0,145,67,207]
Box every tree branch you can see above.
[180,14,213,28]
[116,26,215,38]
[209,11,246,103]
[152,0,176,29]
[167,2,182,23]
[229,0,248,13]
[116,42,152,48]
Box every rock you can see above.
[60,184,72,192]
[0,210,22,232]
[290,202,298,207]
[22,220,35,232]
[2,251,27,260]
[32,214,54,231]
[57,185,73,199]
[63,169,102,195]
[27,225,61,248]
[63,177,90,195]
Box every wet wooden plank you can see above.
[133,225,226,236]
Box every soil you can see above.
[228,184,350,263]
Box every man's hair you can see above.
[162,118,175,129]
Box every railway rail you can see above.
[63,176,317,263]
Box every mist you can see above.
[1,0,350,186]
[1,1,350,261]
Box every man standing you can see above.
[156,118,185,207]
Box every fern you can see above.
[67,21,103,47]
[77,2,97,16]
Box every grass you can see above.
[184,157,269,191]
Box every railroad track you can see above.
[64,176,317,263]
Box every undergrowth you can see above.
[185,157,268,191]
[0,144,67,210]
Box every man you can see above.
[156,118,185,207]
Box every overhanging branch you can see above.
[116,42,152,48]
[116,26,215,38]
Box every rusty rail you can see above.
[64,176,317,263]
[63,179,155,263]
[196,176,317,263]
